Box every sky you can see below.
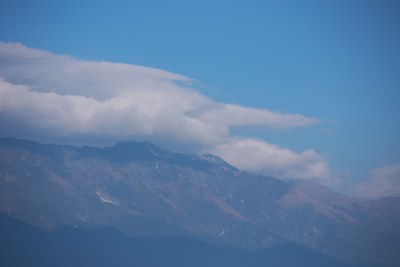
[0,0,399,197]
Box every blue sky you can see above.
[0,0,399,195]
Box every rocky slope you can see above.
[0,137,399,266]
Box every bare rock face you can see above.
[0,137,399,267]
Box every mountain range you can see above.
[0,137,399,267]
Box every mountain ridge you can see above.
[0,137,399,267]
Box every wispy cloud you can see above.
[352,164,400,198]
[0,42,327,180]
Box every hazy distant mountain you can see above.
[0,137,399,267]
[0,213,351,267]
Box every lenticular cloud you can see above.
[0,42,329,181]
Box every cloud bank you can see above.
[352,164,400,198]
[0,42,329,181]
[211,138,330,181]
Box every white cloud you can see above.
[210,138,330,181]
[352,164,400,198]
[199,103,318,129]
[0,42,328,181]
